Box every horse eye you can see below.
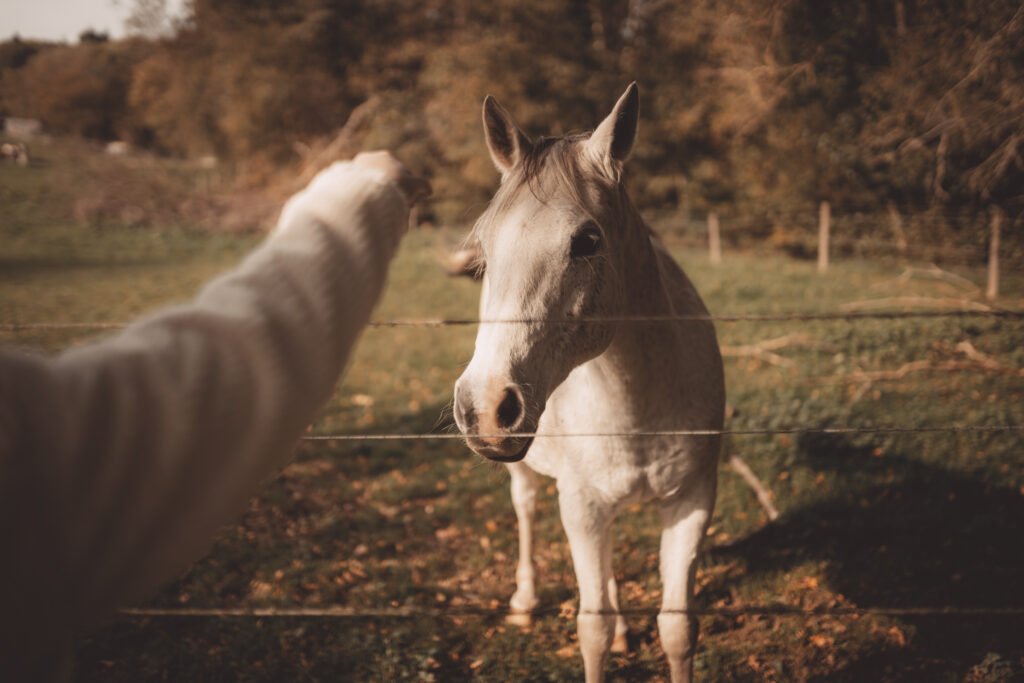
[570,223,602,259]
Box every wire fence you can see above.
[684,210,1023,265]
[6,308,1022,443]
[7,306,1024,625]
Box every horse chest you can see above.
[522,360,705,503]
[524,430,700,507]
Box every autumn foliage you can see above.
[1,0,1022,242]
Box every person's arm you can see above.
[0,155,427,679]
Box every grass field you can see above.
[3,140,1023,681]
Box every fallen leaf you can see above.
[249,580,272,598]
[809,634,834,648]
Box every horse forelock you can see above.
[471,133,629,243]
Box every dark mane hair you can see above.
[518,134,588,186]
[468,129,646,253]
[471,133,596,241]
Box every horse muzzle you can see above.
[454,378,538,462]
[464,434,535,462]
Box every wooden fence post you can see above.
[986,207,1001,300]
[409,205,420,233]
[887,201,907,256]
[708,212,721,265]
[818,201,831,273]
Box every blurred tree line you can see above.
[1,0,1021,247]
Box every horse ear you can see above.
[482,95,532,175]
[586,82,639,177]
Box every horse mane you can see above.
[519,134,589,193]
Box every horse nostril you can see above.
[496,386,524,430]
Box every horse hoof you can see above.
[506,611,533,628]
[611,632,629,654]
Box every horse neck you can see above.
[613,192,669,315]
[594,194,675,382]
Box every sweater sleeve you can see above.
[0,161,409,679]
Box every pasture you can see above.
[2,141,1023,681]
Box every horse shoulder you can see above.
[649,236,727,431]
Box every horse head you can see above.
[453,83,643,462]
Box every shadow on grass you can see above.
[304,399,460,475]
[713,432,1024,680]
[74,400,512,680]
[76,614,487,682]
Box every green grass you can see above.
[3,142,1023,681]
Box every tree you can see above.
[0,41,149,139]
[125,0,173,40]
[78,29,109,44]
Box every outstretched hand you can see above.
[353,151,432,206]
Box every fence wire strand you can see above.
[5,315,1019,441]
[300,424,1023,442]
[10,308,1011,627]
[2,308,1024,332]
[118,604,1024,620]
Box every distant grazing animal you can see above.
[105,141,131,156]
[452,83,725,682]
[1,142,29,166]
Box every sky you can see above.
[1,0,186,43]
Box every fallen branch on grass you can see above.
[953,340,1012,368]
[806,340,1023,402]
[721,334,837,367]
[871,264,981,294]
[840,296,993,312]
[727,455,780,521]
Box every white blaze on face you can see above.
[457,198,561,437]
[476,200,563,359]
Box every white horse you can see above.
[452,83,725,682]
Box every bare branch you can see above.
[840,297,993,313]
[870,265,981,294]
[721,334,836,367]
[728,455,780,521]
[807,340,1023,402]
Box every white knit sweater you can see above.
[0,162,409,680]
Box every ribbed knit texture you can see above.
[0,161,408,680]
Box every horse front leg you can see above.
[657,488,714,683]
[507,462,540,627]
[560,488,616,683]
